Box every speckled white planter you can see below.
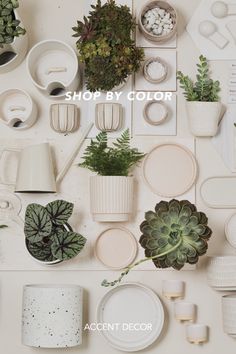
[22,285,83,348]
[222,295,236,336]
[90,176,134,222]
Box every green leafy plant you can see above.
[177,55,220,102]
[0,0,26,48]
[24,200,86,263]
[73,0,144,92]
[79,129,145,176]
[102,200,212,287]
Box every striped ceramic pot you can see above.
[90,176,134,222]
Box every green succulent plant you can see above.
[0,225,7,229]
[73,0,144,92]
[177,55,220,102]
[102,200,212,287]
[0,0,26,48]
[24,200,86,263]
[79,129,145,176]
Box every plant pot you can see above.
[95,103,123,132]
[0,10,28,74]
[186,102,222,137]
[90,176,134,222]
[27,40,80,99]
[22,284,83,348]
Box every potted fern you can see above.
[0,0,27,73]
[79,129,145,222]
[177,55,222,137]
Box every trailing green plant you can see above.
[79,129,145,176]
[73,0,144,92]
[102,200,212,287]
[177,55,220,102]
[0,0,26,48]
[0,224,7,229]
[24,200,86,263]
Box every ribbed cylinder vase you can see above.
[22,285,83,348]
[90,176,134,222]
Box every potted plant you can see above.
[73,0,144,92]
[177,55,222,137]
[102,199,212,287]
[24,200,87,265]
[79,129,145,222]
[0,0,27,73]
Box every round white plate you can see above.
[143,143,197,197]
[225,213,236,249]
[97,283,164,352]
[95,228,137,270]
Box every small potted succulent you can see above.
[73,0,144,92]
[177,55,222,137]
[79,129,145,222]
[102,200,212,287]
[24,200,86,265]
[0,0,27,73]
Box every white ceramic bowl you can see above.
[207,256,236,290]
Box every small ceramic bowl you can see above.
[138,0,178,43]
[143,100,168,126]
[143,57,168,84]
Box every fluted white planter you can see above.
[0,10,28,74]
[90,176,134,222]
[222,295,236,337]
[22,285,83,348]
[186,102,222,137]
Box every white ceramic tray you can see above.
[97,283,164,352]
[143,142,198,197]
[201,176,236,208]
[187,0,236,60]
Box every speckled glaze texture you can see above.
[22,285,83,348]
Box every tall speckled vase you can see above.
[22,285,83,348]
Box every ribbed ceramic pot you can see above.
[222,295,236,336]
[90,176,134,222]
[207,256,236,289]
[22,285,83,348]
[0,10,28,74]
[186,102,222,137]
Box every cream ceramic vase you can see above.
[0,10,28,74]
[90,176,134,222]
[186,101,222,137]
[22,285,83,348]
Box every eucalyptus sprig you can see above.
[79,129,145,176]
[177,55,220,102]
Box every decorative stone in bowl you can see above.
[0,89,38,130]
[27,40,80,98]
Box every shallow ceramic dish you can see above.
[95,228,137,270]
[201,177,236,208]
[143,100,168,126]
[142,143,197,197]
[0,89,37,130]
[27,40,80,98]
[97,283,164,352]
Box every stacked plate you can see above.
[222,295,236,338]
[207,256,236,291]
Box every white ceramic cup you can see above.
[186,324,208,344]
[174,301,196,322]
[162,280,185,300]
[22,284,83,348]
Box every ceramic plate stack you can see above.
[222,295,236,338]
[207,256,236,291]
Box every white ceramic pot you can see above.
[186,324,208,344]
[90,176,134,222]
[27,40,80,98]
[186,102,222,137]
[0,10,28,74]
[222,295,236,336]
[50,104,79,134]
[95,103,123,132]
[207,256,236,290]
[22,284,83,348]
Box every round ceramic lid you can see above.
[143,143,197,197]
[225,213,236,248]
[97,283,165,352]
[95,228,137,270]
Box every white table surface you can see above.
[0,0,235,353]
